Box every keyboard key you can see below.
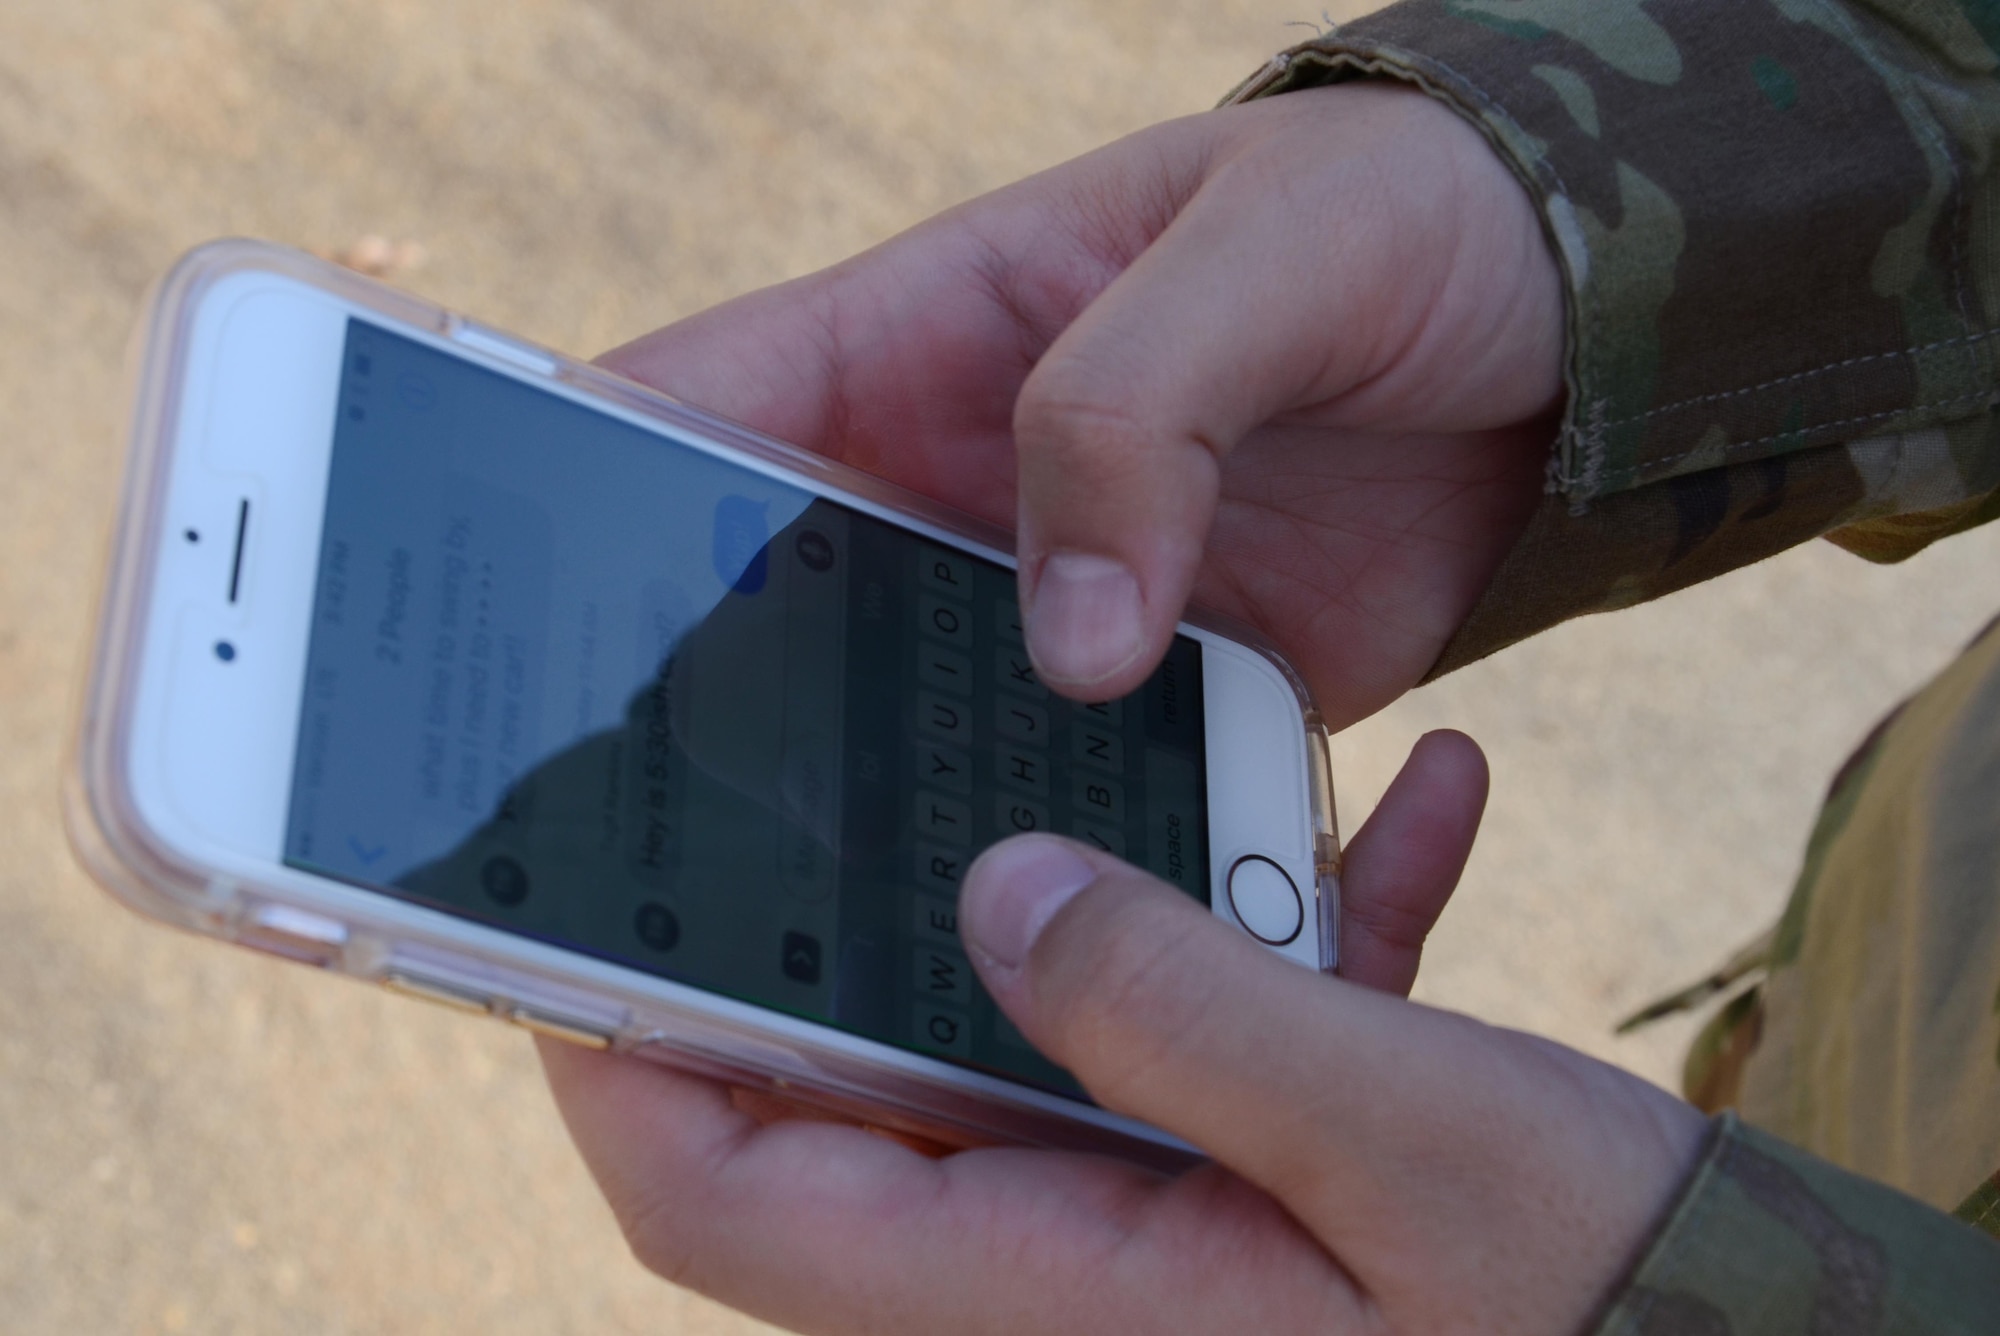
[915,841,969,892]
[1074,697,1123,728]
[996,794,1050,835]
[918,642,974,696]
[912,895,960,943]
[912,946,974,1007]
[915,791,973,846]
[917,692,972,746]
[1071,724,1125,774]
[1144,642,1201,748]
[919,546,976,599]
[995,698,1050,747]
[994,597,1024,643]
[1072,819,1127,858]
[1144,748,1205,890]
[919,594,973,649]
[913,1002,972,1057]
[1072,772,1126,822]
[995,646,1046,699]
[995,744,1050,797]
[916,740,973,795]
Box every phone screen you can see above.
[283,319,1209,1098]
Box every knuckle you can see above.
[604,1130,748,1293]
[616,1186,707,1289]
[1013,372,1165,488]
[1345,890,1438,955]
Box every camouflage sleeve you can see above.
[1591,1114,2000,1335]
[1226,0,2000,674]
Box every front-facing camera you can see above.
[214,641,237,663]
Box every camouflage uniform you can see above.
[1229,0,2000,1326]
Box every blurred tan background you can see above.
[3,1,1997,1331]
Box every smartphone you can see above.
[69,241,1341,1165]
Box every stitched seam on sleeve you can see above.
[1583,0,1991,490]
[1592,387,1998,490]
[1405,53,1578,206]
[1601,327,2000,428]
[1824,0,1998,392]
[1281,45,1580,206]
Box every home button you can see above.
[1227,856,1303,946]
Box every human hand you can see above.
[602,81,1561,728]
[541,733,1707,1335]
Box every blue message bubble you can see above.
[712,495,770,594]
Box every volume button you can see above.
[382,972,493,1016]
[506,1007,613,1050]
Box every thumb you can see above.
[1007,193,1336,699]
[1008,86,1477,699]
[960,834,1405,1182]
[959,834,1708,1332]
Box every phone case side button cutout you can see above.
[382,972,493,1017]
[449,321,559,377]
[248,902,348,946]
[238,903,349,966]
[506,1007,614,1050]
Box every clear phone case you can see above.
[67,239,1342,1167]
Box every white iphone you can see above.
[70,241,1340,1165]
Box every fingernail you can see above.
[962,836,1098,972]
[1026,552,1144,688]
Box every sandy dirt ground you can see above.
[3,2,1997,1332]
